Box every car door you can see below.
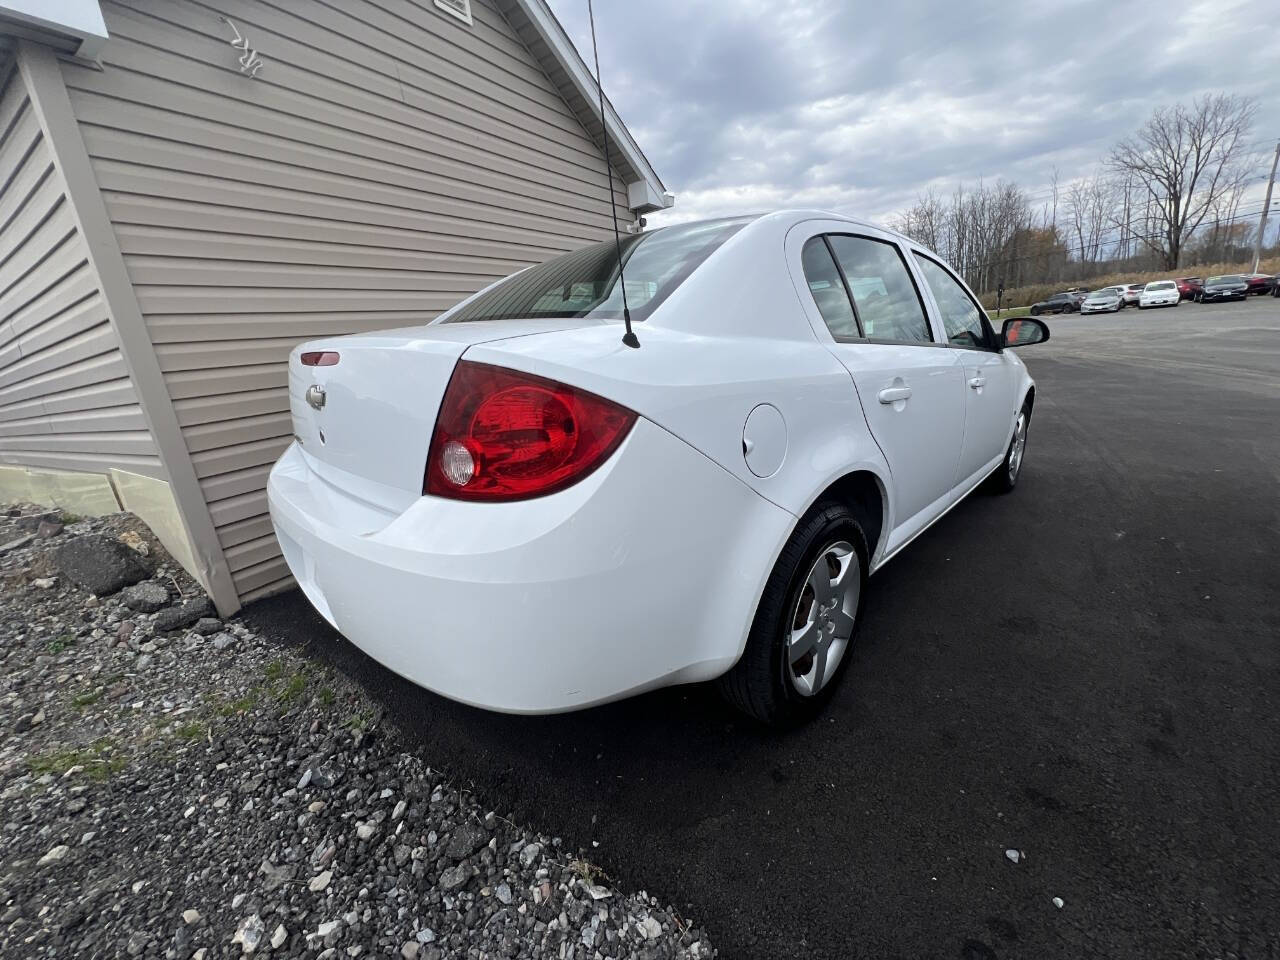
[796,230,966,541]
[911,252,1020,491]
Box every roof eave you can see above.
[0,2,108,61]
[496,0,673,214]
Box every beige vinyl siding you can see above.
[64,0,634,602]
[0,63,161,479]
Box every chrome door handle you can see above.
[878,386,912,404]
[968,377,986,389]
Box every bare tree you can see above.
[890,188,945,252]
[1065,175,1114,264]
[1107,93,1257,269]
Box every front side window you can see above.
[825,235,932,343]
[444,216,756,324]
[913,254,992,349]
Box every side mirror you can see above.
[1001,317,1050,348]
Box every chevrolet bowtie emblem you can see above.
[306,384,326,410]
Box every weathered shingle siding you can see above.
[0,63,162,479]
[63,0,634,602]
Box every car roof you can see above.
[651,209,922,249]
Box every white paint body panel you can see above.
[269,420,793,713]
[268,210,1037,713]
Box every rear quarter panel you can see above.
[461,325,892,529]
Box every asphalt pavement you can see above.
[245,295,1280,960]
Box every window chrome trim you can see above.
[811,232,937,345]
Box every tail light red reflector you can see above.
[300,351,340,366]
[425,361,636,502]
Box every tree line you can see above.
[889,94,1270,295]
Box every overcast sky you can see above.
[548,0,1280,229]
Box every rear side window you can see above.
[801,238,858,338]
[913,254,992,349]
[826,235,932,343]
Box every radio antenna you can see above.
[587,0,639,349]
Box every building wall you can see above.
[59,0,634,603]
[0,60,163,480]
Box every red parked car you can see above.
[1174,277,1203,300]
[1243,273,1275,296]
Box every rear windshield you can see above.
[1146,281,1175,290]
[443,217,756,324]
[1207,275,1242,284]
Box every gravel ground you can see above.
[0,504,714,960]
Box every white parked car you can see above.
[1080,286,1126,313]
[1139,280,1180,309]
[268,212,1048,726]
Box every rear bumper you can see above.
[267,419,794,713]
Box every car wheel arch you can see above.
[792,469,889,567]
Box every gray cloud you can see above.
[548,0,1280,226]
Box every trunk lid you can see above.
[288,318,598,512]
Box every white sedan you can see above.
[1139,280,1180,309]
[268,211,1048,726]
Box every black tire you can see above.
[986,401,1031,495]
[718,500,868,728]
[1030,306,1041,316]
[1112,302,1121,313]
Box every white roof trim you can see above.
[0,1,107,60]
[508,0,672,213]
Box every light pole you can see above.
[1253,141,1280,274]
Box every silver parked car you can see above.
[1080,285,1126,314]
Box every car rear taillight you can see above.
[300,351,340,366]
[425,361,636,501]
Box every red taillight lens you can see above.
[425,361,636,501]
[300,351,340,366]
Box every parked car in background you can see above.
[1174,277,1204,300]
[1121,283,1146,306]
[1138,280,1180,309]
[1273,279,1280,298]
[1243,273,1275,296]
[1199,275,1249,302]
[1029,292,1080,315]
[1080,286,1126,314]
[268,211,1049,726]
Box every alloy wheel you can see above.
[1008,411,1028,482]
[787,541,860,696]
